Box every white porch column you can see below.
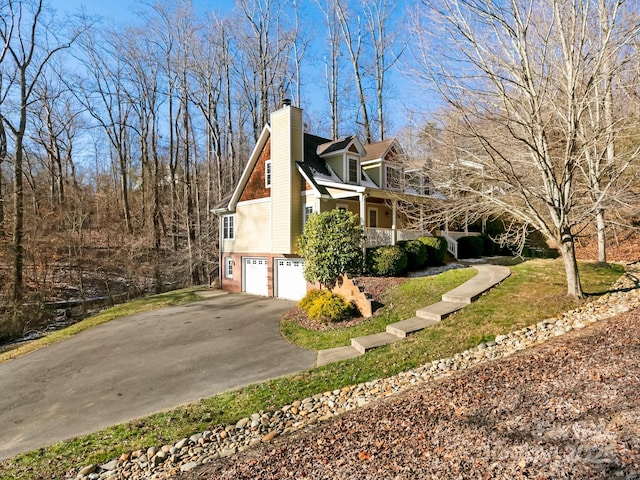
[392,200,397,245]
[359,193,366,227]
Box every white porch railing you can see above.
[440,232,458,259]
[439,230,483,259]
[364,228,432,248]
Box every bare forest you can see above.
[1,0,639,341]
[0,0,407,341]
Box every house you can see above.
[214,100,436,301]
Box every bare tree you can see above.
[578,0,640,263]
[362,0,405,141]
[0,0,81,301]
[315,0,342,139]
[411,0,640,298]
[335,0,372,143]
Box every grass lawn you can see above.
[0,259,625,479]
[281,267,478,350]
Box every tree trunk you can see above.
[12,71,27,301]
[559,231,583,299]
[0,114,6,238]
[596,209,607,264]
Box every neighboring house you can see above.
[214,101,436,300]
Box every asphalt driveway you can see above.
[0,293,316,460]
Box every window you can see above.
[336,203,348,212]
[222,215,235,240]
[304,205,314,225]
[347,157,359,184]
[385,165,402,190]
[265,160,272,188]
[224,257,233,278]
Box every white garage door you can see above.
[243,257,268,296]
[276,258,307,301]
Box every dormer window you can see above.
[265,160,272,188]
[385,165,402,190]
[347,157,359,184]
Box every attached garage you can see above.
[243,257,269,296]
[275,258,307,301]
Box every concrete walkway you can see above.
[316,264,511,366]
[0,293,316,460]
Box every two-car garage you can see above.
[242,257,307,301]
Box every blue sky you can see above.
[46,0,434,137]
[48,0,232,21]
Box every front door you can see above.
[368,207,378,228]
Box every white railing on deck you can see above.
[440,232,459,259]
[365,228,394,248]
[365,228,432,248]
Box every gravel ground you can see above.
[172,307,640,480]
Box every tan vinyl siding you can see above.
[222,201,271,253]
[270,105,303,254]
[320,198,359,215]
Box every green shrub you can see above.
[367,245,408,276]
[457,236,484,258]
[299,290,357,324]
[418,236,448,265]
[480,234,497,256]
[297,209,364,289]
[398,240,427,270]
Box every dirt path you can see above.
[174,307,640,479]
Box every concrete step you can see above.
[316,346,361,367]
[442,265,511,303]
[416,301,467,321]
[386,317,439,338]
[351,332,400,354]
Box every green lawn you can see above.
[281,267,478,350]
[0,259,625,480]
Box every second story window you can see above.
[347,157,359,184]
[385,165,402,190]
[223,215,235,240]
[265,160,272,188]
[304,205,314,225]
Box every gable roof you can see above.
[218,124,428,215]
[361,138,399,163]
[227,124,271,211]
[317,135,367,157]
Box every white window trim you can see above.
[222,214,235,240]
[224,257,233,278]
[336,203,348,212]
[346,156,360,185]
[265,160,272,188]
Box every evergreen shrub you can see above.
[367,245,408,276]
[418,236,448,265]
[458,236,484,258]
[398,240,427,270]
[298,289,357,324]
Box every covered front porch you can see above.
[364,227,430,248]
[318,188,433,248]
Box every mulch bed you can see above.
[281,276,409,331]
[174,307,640,479]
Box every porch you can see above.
[364,228,431,248]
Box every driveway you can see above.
[0,293,317,460]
